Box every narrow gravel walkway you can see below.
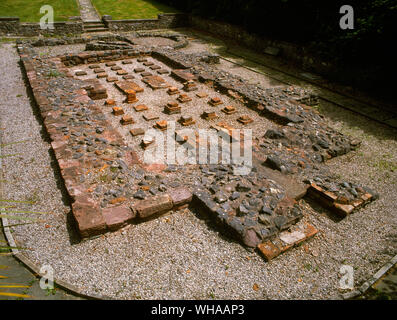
[0,43,80,300]
[78,0,100,21]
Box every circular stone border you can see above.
[0,215,111,300]
[0,120,108,300]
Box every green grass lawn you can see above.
[91,0,179,20]
[0,0,79,22]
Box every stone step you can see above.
[84,23,105,27]
[84,28,109,33]
[84,20,102,24]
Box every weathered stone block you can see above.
[102,206,136,231]
[130,128,145,136]
[134,194,173,219]
[170,187,193,208]
[72,197,106,238]
[134,104,148,112]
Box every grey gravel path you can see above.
[78,0,101,21]
[1,40,396,300]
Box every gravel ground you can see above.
[1,39,396,300]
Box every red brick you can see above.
[113,106,124,116]
[257,241,281,261]
[334,203,354,217]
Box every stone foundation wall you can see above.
[105,13,189,32]
[0,17,84,36]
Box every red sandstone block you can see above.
[102,206,136,231]
[167,87,179,95]
[171,69,197,82]
[123,75,135,80]
[58,159,80,170]
[209,97,223,106]
[221,105,236,115]
[177,94,192,103]
[257,242,281,261]
[134,194,173,219]
[154,120,168,131]
[78,53,92,60]
[169,188,193,208]
[115,80,144,93]
[334,203,354,217]
[237,115,254,124]
[130,128,145,136]
[72,197,106,238]
[105,99,116,106]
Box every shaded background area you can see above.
[158,0,397,105]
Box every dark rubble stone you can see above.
[265,155,283,171]
[230,192,240,200]
[260,206,273,215]
[149,187,158,195]
[209,184,220,194]
[236,182,251,192]
[274,215,289,230]
[243,217,257,228]
[133,190,146,200]
[258,214,272,226]
[238,204,250,216]
[264,129,285,139]
[226,217,245,236]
